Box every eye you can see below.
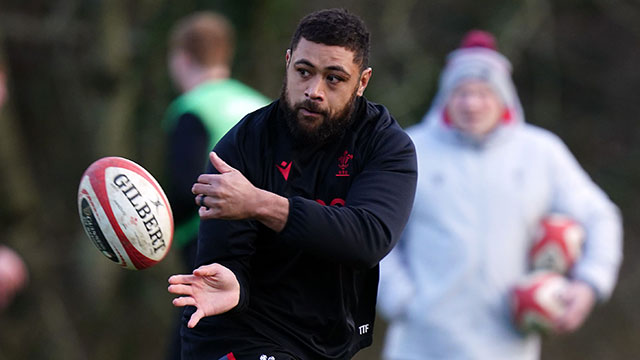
[326,74,344,84]
[297,68,310,78]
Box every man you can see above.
[377,30,623,360]
[167,8,417,360]
[163,12,270,359]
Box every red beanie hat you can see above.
[459,29,498,51]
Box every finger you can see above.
[192,183,204,195]
[167,284,194,296]
[210,152,234,174]
[198,205,221,220]
[555,301,586,333]
[192,177,213,195]
[188,309,205,328]
[559,286,576,303]
[168,274,198,285]
[192,180,220,196]
[554,311,571,332]
[172,296,196,307]
[193,263,223,277]
[195,194,207,208]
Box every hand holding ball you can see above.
[511,271,570,335]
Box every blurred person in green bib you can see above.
[163,12,269,359]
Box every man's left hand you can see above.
[554,279,596,334]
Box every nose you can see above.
[460,92,483,112]
[304,77,324,101]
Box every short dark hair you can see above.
[289,8,370,71]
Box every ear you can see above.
[174,50,193,68]
[356,67,373,96]
[168,50,191,92]
[285,49,291,67]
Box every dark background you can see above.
[0,1,638,359]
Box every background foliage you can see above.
[0,0,639,359]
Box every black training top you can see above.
[184,97,417,359]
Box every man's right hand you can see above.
[168,262,240,328]
[193,152,290,232]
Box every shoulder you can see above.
[163,94,189,130]
[518,123,570,153]
[225,79,269,97]
[405,121,435,146]
[356,98,413,150]
[352,99,416,171]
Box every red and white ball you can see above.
[530,214,585,274]
[77,157,173,270]
[511,271,569,334]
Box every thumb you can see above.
[188,308,205,328]
[209,152,233,174]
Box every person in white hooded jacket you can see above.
[377,30,623,360]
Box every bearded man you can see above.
[167,8,417,360]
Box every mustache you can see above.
[295,99,328,116]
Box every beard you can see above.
[279,79,359,147]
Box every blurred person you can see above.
[0,245,28,311]
[377,30,623,360]
[163,11,270,359]
[165,11,270,273]
[0,65,29,312]
[167,8,417,360]
[0,63,6,107]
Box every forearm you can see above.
[195,217,259,312]
[572,210,623,301]
[278,153,417,268]
[253,189,290,232]
[280,196,402,268]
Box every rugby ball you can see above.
[511,271,569,335]
[77,157,173,270]
[530,214,585,274]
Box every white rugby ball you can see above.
[77,157,173,270]
[530,214,585,274]
[511,271,569,335]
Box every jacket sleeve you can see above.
[196,217,258,312]
[279,127,418,269]
[548,136,623,301]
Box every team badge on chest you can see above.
[336,150,354,177]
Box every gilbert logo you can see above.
[336,150,353,177]
[276,160,292,181]
[150,197,164,209]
